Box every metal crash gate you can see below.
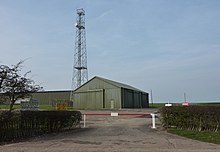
[82,112,157,129]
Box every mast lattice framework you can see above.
[71,8,88,101]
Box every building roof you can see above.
[75,76,147,93]
[34,90,71,93]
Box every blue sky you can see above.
[0,0,220,102]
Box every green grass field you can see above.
[192,102,220,106]
[149,102,220,108]
[1,102,219,110]
[149,103,180,108]
[0,104,73,110]
[168,128,220,144]
[0,104,20,110]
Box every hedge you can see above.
[0,110,81,143]
[160,106,220,132]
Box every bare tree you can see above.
[0,61,42,111]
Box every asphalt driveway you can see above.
[0,109,220,152]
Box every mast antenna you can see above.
[70,8,88,101]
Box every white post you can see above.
[83,114,86,128]
[151,113,156,129]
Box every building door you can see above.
[74,89,104,109]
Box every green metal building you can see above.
[31,76,149,109]
[32,90,71,105]
[73,76,149,109]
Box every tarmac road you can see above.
[0,109,220,152]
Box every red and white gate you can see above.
[81,112,157,129]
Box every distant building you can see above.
[32,90,70,106]
[32,76,149,109]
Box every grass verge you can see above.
[0,104,73,110]
[168,128,220,144]
[149,103,183,108]
[192,102,220,106]
[0,104,20,110]
[149,102,220,108]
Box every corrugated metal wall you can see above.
[141,92,149,108]
[104,88,121,109]
[32,91,70,105]
[75,78,117,91]
[73,78,121,109]
[73,89,103,109]
[30,77,149,109]
[122,88,149,108]
[133,91,141,108]
[123,89,133,108]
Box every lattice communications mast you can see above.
[70,8,88,101]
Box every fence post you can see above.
[151,113,156,129]
[83,114,86,128]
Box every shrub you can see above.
[0,110,81,143]
[160,106,220,132]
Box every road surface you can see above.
[0,109,220,152]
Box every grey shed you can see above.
[73,76,149,109]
